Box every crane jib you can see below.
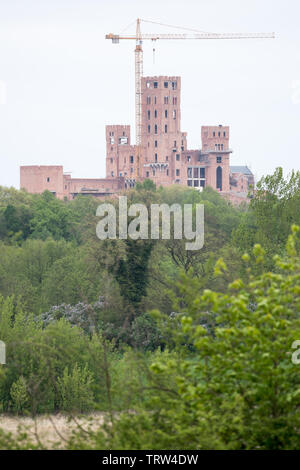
[106,33,275,41]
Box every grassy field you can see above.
[0,413,105,449]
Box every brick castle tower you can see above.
[105,75,231,192]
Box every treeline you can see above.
[1,168,299,324]
[0,179,244,342]
[1,167,300,449]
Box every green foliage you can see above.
[0,297,116,414]
[131,313,164,351]
[115,239,155,312]
[69,227,300,450]
[10,376,29,414]
[57,364,94,413]
[2,178,300,449]
[233,167,300,267]
[135,179,156,192]
[30,191,75,241]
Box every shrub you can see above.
[57,364,95,413]
[10,376,29,414]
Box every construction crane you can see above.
[106,19,275,180]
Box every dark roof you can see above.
[230,166,253,175]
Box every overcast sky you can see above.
[0,0,299,188]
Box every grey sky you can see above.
[0,0,299,188]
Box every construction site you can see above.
[20,19,275,203]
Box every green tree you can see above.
[234,167,300,266]
[70,226,300,449]
[57,364,94,412]
[30,191,74,241]
[10,376,29,414]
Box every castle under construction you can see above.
[20,75,254,203]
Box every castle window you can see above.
[155,153,158,162]
[154,96,157,104]
[119,136,128,145]
[218,132,221,137]
[130,167,133,173]
[223,131,226,137]
[187,156,191,162]
[176,154,180,161]
[166,156,168,161]
[200,168,205,178]
[218,144,220,151]
[187,180,192,187]
[187,168,192,178]
[164,96,168,104]
[111,171,114,177]
[154,81,158,88]
[176,169,180,176]
[167,169,169,176]
[193,180,199,187]
[154,110,157,118]
[147,110,150,119]
[146,171,149,177]
[155,124,158,134]
[110,158,113,163]
[217,156,222,163]
[193,168,199,178]
[221,144,223,150]
[155,140,158,147]
[65,185,67,190]
[130,155,134,163]
[165,109,168,118]
[146,81,150,88]
[47,177,50,182]
[110,137,114,144]
[172,81,177,90]
[164,81,168,88]
[213,131,216,137]
[200,180,205,188]
[147,96,151,104]
[148,125,151,133]
[165,125,168,133]
[173,96,177,105]
[173,110,176,119]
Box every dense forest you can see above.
[1,167,300,449]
